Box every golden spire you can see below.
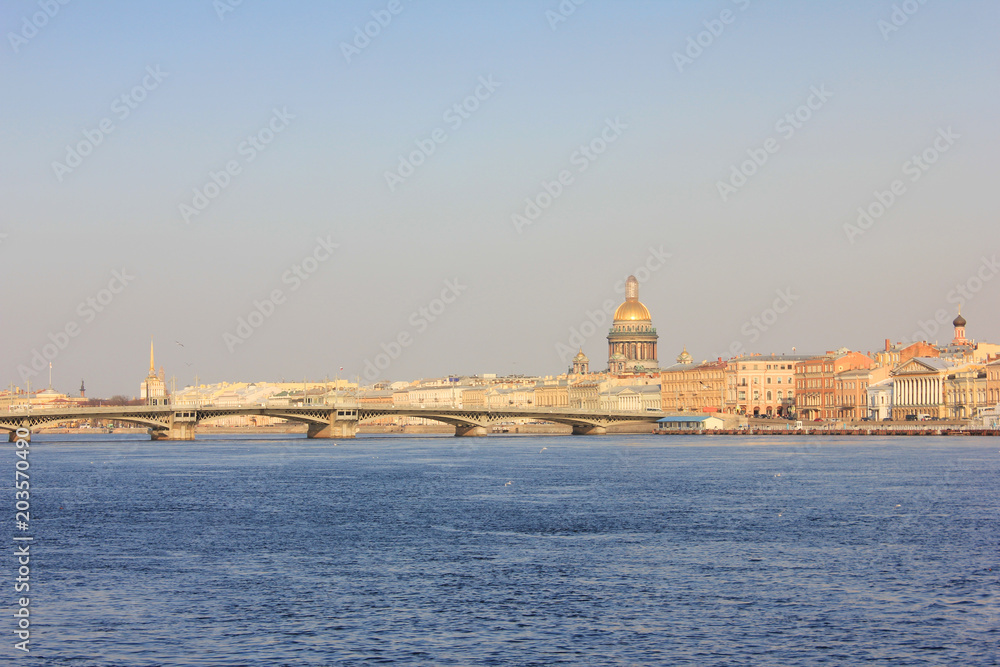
[149,338,155,376]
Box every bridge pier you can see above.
[149,411,198,440]
[454,424,487,437]
[149,422,196,441]
[306,407,358,439]
[8,430,29,442]
[307,421,357,439]
[571,424,607,435]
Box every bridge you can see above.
[0,401,665,441]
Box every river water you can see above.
[8,434,999,665]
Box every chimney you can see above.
[885,338,890,351]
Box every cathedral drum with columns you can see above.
[607,275,659,374]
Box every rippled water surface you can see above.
[9,434,1000,665]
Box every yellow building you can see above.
[660,354,726,413]
[607,276,659,374]
[140,340,167,406]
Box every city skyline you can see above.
[8,285,985,399]
[3,1,999,396]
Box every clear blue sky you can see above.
[3,0,999,396]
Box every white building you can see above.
[867,378,894,421]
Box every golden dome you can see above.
[613,275,652,322]
[613,300,651,321]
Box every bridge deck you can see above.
[0,405,665,440]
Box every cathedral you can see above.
[607,275,659,374]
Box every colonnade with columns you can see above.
[894,375,943,407]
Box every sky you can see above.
[2,0,999,397]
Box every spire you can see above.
[149,338,156,377]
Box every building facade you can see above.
[943,364,987,419]
[660,356,726,413]
[834,365,891,421]
[891,357,952,420]
[987,358,1000,407]
[867,378,894,421]
[794,350,874,420]
[729,354,809,417]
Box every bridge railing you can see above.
[1,404,665,418]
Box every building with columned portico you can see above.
[607,275,659,375]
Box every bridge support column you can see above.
[454,424,487,437]
[8,430,29,442]
[149,422,196,441]
[149,412,198,440]
[571,424,607,435]
[307,408,358,439]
